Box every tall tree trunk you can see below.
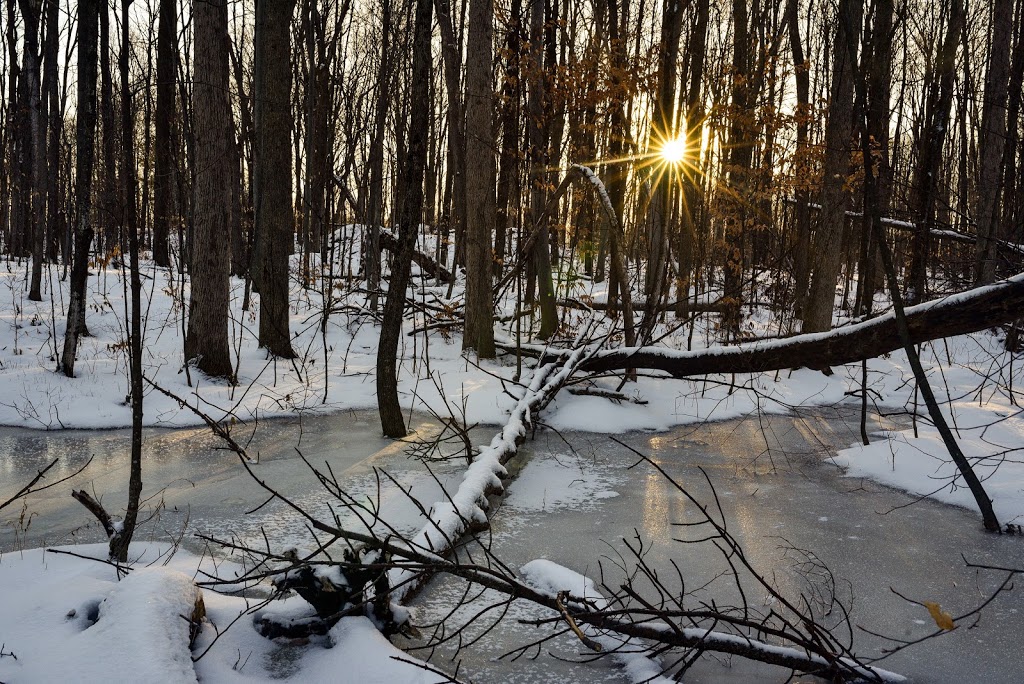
[787,0,811,315]
[527,0,557,339]
[494,0,521,277]
[639,0,683,338]
[61,0,100,377]
[855,0,893,317]
[252,0,296,359]
[378,0,432,437]
[803,0,862,333]
[366,0,392,311]
[720,0,753,337]
[907,0,964,305]
[43,0,62,265]
[676,0,708,319]
[974,0,1014,284]
[185,0,234,380]
[153,0,175,267]
[19,0,45,301]
[463,0,496,357]
[109,0,143,563]
[435,0,467,268]
[99,5,118,254]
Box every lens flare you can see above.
[660,137,687,164]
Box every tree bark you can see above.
[974,0,1014,284]
[527,0,557,339]
[153,0,176,267]
[253,0,297,359]
[43,0,61,265]
[60,0,100,378]
[908,0,964,304]
[377,0,432,437]
[462,0,496,358]
[98,5,118,254]
[434,0,467,268]
[19,0,45,301]
[365,0,392,311]
[803,0,862,333]
[185,0,234,380]
[109,0,143,563]
[787,0,811,315]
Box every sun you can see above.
[660,137,687,165]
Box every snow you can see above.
[0,544,447,684]
[833,401,1024,524]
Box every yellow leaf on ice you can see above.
[923,601,955,630]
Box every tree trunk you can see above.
[639,0,683,340]
[855,0,893,317]
[253,0,297,359]
[534,276,1024,382]
[377,0,432,438]
[153,0,175,267]
[185,0,234,380]
[908,0,964,304]
[720,0,753,337]
[365,0,392,312]
[527,0,557,339]
[803,0,862,332]
[494,0,521,277]
[43,0,62,265]
[787,0,811,315]
[60,0,100,378]
[19,0,45,301]
[435,0,467,268]
[109,0,143,563]
[974,0,1013,284]
[463,0,497,358]
[99,5,118,254]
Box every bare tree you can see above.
[60,0,100,378]
[377,0,432,437]
[252,0,296,359]
[462,0,496,358]
[185,0,234,380]
[803,0,862,333]
[152,0,176,268]
[974,0,1014,284]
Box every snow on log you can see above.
[389,344,591,602]
[521,274,1024,377]
[376,228,454,283]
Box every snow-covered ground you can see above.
[0,543,448,683]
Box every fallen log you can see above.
[376,228,454,283]
[559,298,727,314]
[512,274,1024,377]
[387,340,595,603]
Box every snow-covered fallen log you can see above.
[510,273,1024,377]
[375,228,454,283]
[388,342,592,602]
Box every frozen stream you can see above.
[1,407,1022,683]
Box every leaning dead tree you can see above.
[508,273,1024,378]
